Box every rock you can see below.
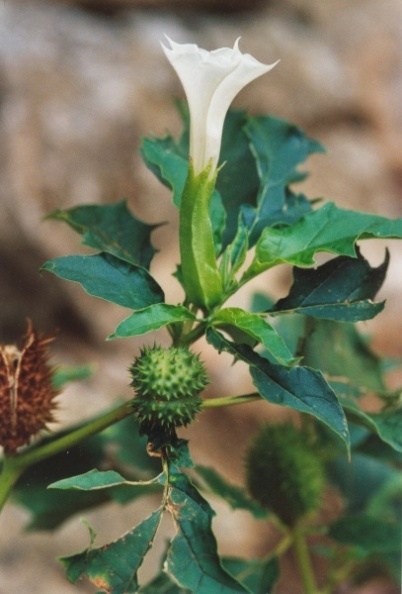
[69,0,267,13]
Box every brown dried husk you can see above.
[0,322,59,455]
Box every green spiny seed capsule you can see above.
[129,345,208,436]
[245,423,324,527]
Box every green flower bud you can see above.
[129,345,208,437]
[245,424,324,527]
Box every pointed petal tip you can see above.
[163,34,173,45]
[160,34,173,52]
[233,37,242,51]
[267,58,280,71]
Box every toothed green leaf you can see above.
[42,253,164,310]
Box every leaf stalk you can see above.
[202,393,261,408]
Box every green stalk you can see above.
[292,524,318,594]
[202,393,261,408]
[0,401,133,515]
[0,457,24,514]
[16,402,132,468]
[179,322,206,347]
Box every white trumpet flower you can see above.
[162,37,278,176]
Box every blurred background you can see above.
[0,0,402,592]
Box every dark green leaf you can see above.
[216,110,260,248]
[328,513,401,555]
[169,439,194,470]
[327,451,398,513]
[139,572,192,593]
[195,466,268,519]
[367,411,402,453]
[49,469,161,497]
[210,308,297,366]
[141,135,188,207]
[42,253,164,309]
[341,398,402,454]
[49,469,129,491]
[244,190,313,248]
[356,431,402,463]
[250,363,349,452]
[223,557,279,594]
[303,320,386,393]
[269,250,389,322]
[141,101,189,204]
[245,117,323,198]
[210,190,227,256]
[47,200,158,269]
[108,304,196,339]
[13,479,113,532]
[250,292,275,312]
[276,292,383,322]
[268,315,305,361]
[251,294,306,359]
[220,215,249,289]
[366,474,402,523]
[166,470,250,593]
[244,202,402,281]
[206,328,349,451]
[61,508,163,593]
[244,116,323,244]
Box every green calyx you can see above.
[179,163,223,311]
[129,345,208,436]
[245,423,324,527]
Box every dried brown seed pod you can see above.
[0,322,60,455]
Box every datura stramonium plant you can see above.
[162,38,278,311]
[162,37,278,176]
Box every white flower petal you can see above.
[162,37,278,175]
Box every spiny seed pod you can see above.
[245,423,324,527]
[0,322,60,455]
[129,345,208,436]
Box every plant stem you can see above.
[0,457,24,515]
[202,393,261,408]
[0,401,133,515]
[17,402,132,468]
[292,524,318,594]
[179,322,206,346]
[272,532,293,557]
[161,452,171,509]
